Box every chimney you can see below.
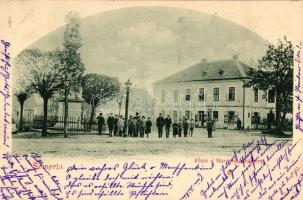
[201,58,207,63]
[233,55,239,60]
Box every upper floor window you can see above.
[198,88,205,101]
[213,87,219,101]
[185,89,191,101]
[228,87,235,101]
[254,88,258,102]
[268,89,275,103]
[173,89,178,103]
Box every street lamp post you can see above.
[118,92,124,116]
[123,79,132,136]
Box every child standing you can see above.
[172,120,178,138]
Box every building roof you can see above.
[154,57,253,84]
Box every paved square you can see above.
[12,128,292,159]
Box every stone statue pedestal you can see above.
[57,99,84,119]
[54,89,85,129]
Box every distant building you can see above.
[12,91,83,124]
[85,87,153,119]
[153,56,275,129]
[13,94,44,123]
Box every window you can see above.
[213,88,219,101]
[213,111,218,121]
[198,111,205,122]
[185,89,191,101]
[268,89,275,103]
[198,88,205,101]
[228,111,235,124]
[228,87,235,101]
[207,109,212,119]
[173,89,178,103]
[185,111,190,120]
[254,88,258,102]
[252,112,260,124]
[161,90,166,103]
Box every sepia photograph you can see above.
[10,6,293,158]
[0,1,302,200]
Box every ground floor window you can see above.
[213,111,218,121]
[185,111,190,120]
[197,111,206,126]
[228,111,235,124]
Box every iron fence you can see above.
[23,115,106,134]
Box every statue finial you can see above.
[64,11,82,48]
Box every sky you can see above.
[1,1,303,90]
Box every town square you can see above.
[11,7,293,157]
[1,2,302,200]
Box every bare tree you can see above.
[82,73,120,128]
[15,49,65,136]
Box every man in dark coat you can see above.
[237,118,242,130]
[97,113,105,135]
[178,119,183,137]
[268,110,275,130]
[183,118,189,137]
[156,113,165,138]
[207,118,213,138]
[107,113,115,137]
[164,115,172,138]
[145,117,152,138]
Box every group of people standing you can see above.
[156,113,196,138]
[97,113,125,136]
[127,112,152,138]
[97,112,214,138]
[96,112,152,137]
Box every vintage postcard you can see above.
[0,1,302,199]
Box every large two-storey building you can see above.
[153,56,275,129]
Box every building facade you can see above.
[153,56,275,129]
